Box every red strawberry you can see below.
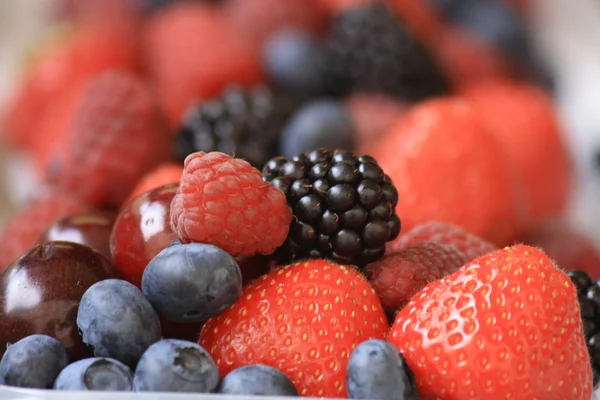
[365,241,466,316]
[2,25,141,150]
[224,0,328,50]
[388,244,593,400]
[366,98,520,246]
[0,188,92,271]
[520,221,600,279]
[124,162,183,206]
[170,151,291,257]
[388,220,497,261]
[143,2,263,125]
[461,79,572,229]
[387,0,446,43]
[199,259,389,397]
[45,70,171,208]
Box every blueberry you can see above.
[263,29,327,101]
[347,339,417,400]
[280,100,355,158]
[142,242,242,323]
[133,339,219,392]
[219,364,298,396]
[53,357,133,391]
[76,279,161,369]
[0,335,68,388]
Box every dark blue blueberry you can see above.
[0,335,68,388]
[219,364,298,396]
[133,339,219,392]
[263,29,327,101]
[280,100,355,158]
[347,339,417,400]
[142,242,242,323]
[53,357,133,391]
[76,279,161,369]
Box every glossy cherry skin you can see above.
[110,183,178,287]
[38,211,116,261]
[0,241,120,361]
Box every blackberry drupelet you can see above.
[263,148,401,267]
[568,270,600,387]
[174,85,296,169]
[321,2,450,101]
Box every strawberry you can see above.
[366,98,520,246]
[520,221,600,280]
[199,259,389,397]
[387,220,497,262]
[388,244,593,400]
[462,79,572,229]
[365,241,466,317]
[124,162,183,206]
[2,25,141,150]
[224,0,328,50]
[386,0,446,43]
[143,2,263,125]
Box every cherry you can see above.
[110,183,178,288]
[0,241,119,361]
[38,211,116,261]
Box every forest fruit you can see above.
[53,358,133,391]
[142,242,242,322]
[0,335,69,389]
[321,2,450,100]
[170,151,291,257]
[387,220,497,262]
[173,85,296,169]
[133,339,220,393]
[346,339,417,400]
[263,148,401,267]
[365,242,467,317]
[45,70,171,208]
[76,279,162,369]
[199,259,389,397]
[125,163,183,205]
[388,245,593,400]
[218,364,298,396]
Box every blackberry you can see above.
[321,2,450,101]
[567,270,600,387]
[174,85,296,169]
[262,148,401,267]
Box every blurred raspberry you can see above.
[143,2,264,125]
[0,188,92,271]
[125,163,183,205]
[170,151,292,257]
[45,70,171,208]
[2,25,142,150]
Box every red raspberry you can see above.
[0,188,91,271]
[45,70,171,208]
[170,152,292,257]
[124,162,184,206]
[388,220,497,261]
[364,241,466,316]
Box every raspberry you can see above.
[45,70,171,208]
[388,220,497,262]
[170,152,292,257]
[0,189,91,271]
[262,148,401,267]
[364,241,466,318]
[125,163,183,205]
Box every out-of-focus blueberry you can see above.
[76,279,161,369]
[133,339,219,393]
[53,357,133,391]
[219,364,298,396]
[142,242,242,323]
[0,335,69,388]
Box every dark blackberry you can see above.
[568,270,600,387]
[174,85,296,169]
[263,148,401,267]
[321,2,450,101]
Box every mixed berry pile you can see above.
[0,0,599,399]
